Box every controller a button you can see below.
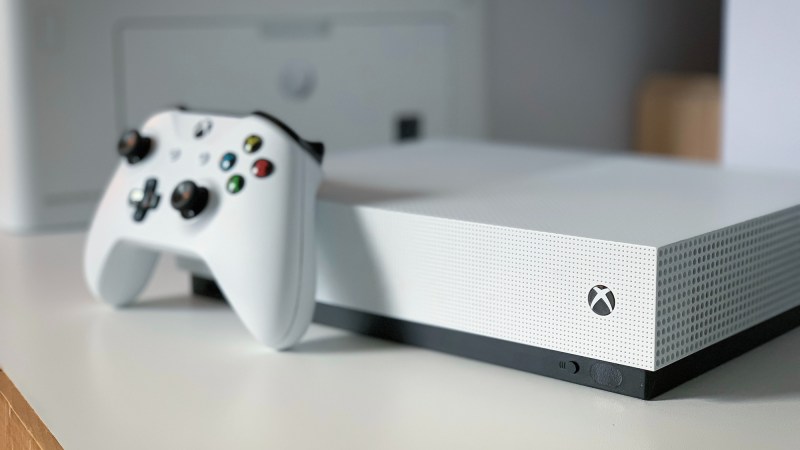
[220,153,237,171]
[243,135,263,154]
[118,130,152,164]
[226,175,245,194]
[251,159,274,178]
[171,181,209,219]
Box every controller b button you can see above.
[252,159,274,178]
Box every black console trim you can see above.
[191,276,800,400]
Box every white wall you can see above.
[487,0,721,150]
[723,0,800,169]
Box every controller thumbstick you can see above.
[118,130,153,164]
[171,180,209,219]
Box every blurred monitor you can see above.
[0,0,486,232]
[723,0,800,170]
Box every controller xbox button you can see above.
[243,135,263,154]
[252,159,274,178]
[226,175,245,194]
[118,130,152,164]
[171,180,209,219]
[194,119,213,138]
[220,153,236,171]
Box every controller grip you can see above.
[85,238,159,306]
[205,243,313,350]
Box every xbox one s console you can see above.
[0,0,485,231]
[190,140,800,398]
[85,109,323,349]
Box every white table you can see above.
[1,231,799,449]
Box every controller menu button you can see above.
[118,130,153,164]
[252,159,274,178]
[226,175,245,194]
[243,135,263,154]
[220,153,237,171]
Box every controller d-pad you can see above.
[130,178,161,222]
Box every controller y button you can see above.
[171,180,209,219]
[118,130,153,164]
[243,135,263,154]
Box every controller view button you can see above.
[169,148,182,162]
[118,130,153,164]
[251,159,274,178]
[243,135,263,154]
[220,152,237,171]
[226,175,245,194]
[171,180,209,219]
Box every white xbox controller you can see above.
[84,109,324,349]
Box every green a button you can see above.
[227,175,245,194]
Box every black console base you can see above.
[192,276,800,400]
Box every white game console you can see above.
[195,140,800,398]
[0,0,485,231]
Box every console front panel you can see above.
[316,204,660,370]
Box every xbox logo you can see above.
[194,119,213,139]
[588,285,615,316]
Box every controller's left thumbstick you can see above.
[118,130,153,164]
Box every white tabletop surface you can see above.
[1,231,800,450]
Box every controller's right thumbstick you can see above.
[171,180,209,219]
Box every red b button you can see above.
[252,159,274,178]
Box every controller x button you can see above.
[131,178,161,222]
